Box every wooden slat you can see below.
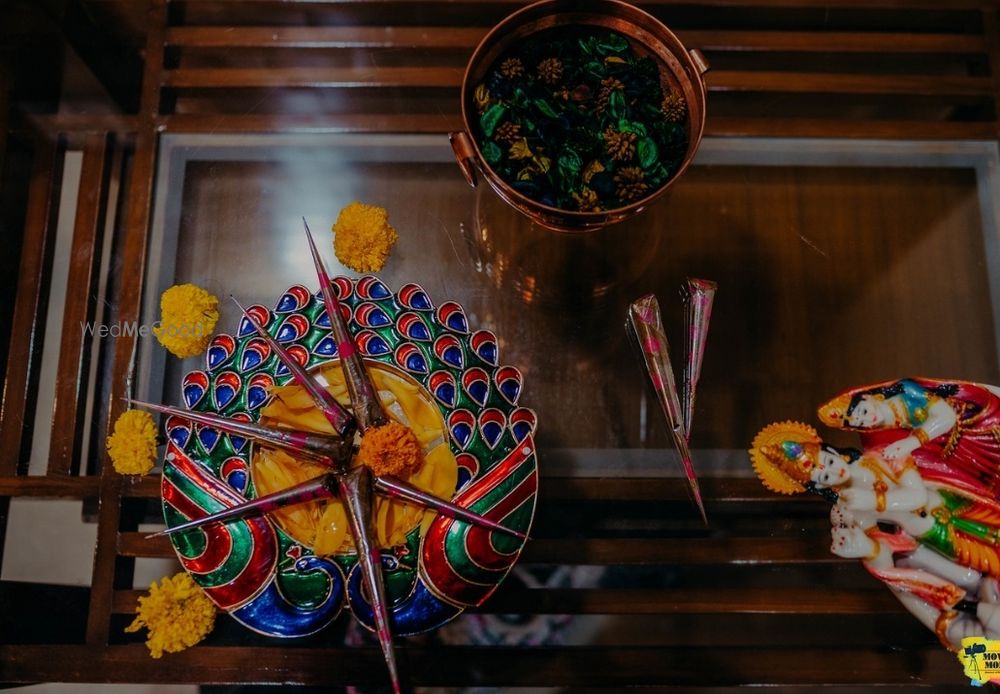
[166,25,488,48]
[159,112,463,133]
[706,116,998,138]
[484,586,900,614]
[122,475,159,498]
[118,532,841,565]
[682,29,988,53]
[163,66,464,89]
[0,138,62,476]
[48,132,110,476]
[0,476,99,497]
[539,477,821,503]
[166,26,987,54]
[523,537,840,565]
[706,70,993,95]
[88,0,168,647]
[983,11,1000,140]
[110,585,898,615]
[169,0,1000,9]
[0,644,965,686]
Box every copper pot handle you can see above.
[449,131,479,188]
[688,48,710,80]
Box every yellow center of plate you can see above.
[251,361,458,554]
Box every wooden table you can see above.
[4,0,1000,688]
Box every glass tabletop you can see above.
[140,134,1000,463]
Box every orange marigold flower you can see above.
[333,201,399,273]
[106,409,158,475]
[356,421,424,478]
[126,573,216,658]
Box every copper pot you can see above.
[451,0,709,233]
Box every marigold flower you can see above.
[332,201,399,273]
[153,284,219,358]
[356,421,424,478]
[106,409,158,475]
[126,573,216,658]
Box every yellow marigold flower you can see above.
[357,421,424,478]
[126,572,216,658]
[153,284,219,358]
[332,201,399,273]
[106,409,158,475]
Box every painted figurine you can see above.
[750,420,1000,649]
[818,378,1000,499]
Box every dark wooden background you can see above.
[4,0,1000,688]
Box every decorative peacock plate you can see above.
[160,276,538,637]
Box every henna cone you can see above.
[231,296,355,437]
[303,218,389,433]
[679,278,716,440]
[338,467,400,694]
[374,474,528,540]
[627,294,707,524]
[131,399,351,464]
[147,473,338,538]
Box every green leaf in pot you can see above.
[482,141,503,165]
[481,103,507,138]
[557,149,583,189]
[608,90,627,120]
[533,98,559,119]
[618,119,647,137]
[638,137,658,170]
[597,33,629,55]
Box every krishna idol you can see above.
[750,409,1000,651]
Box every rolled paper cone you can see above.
[679,278,717,440]
[374,474,528,540]
[231,295,355,437]
[627,294,707,524]
[130,399,351,465]
[303,218,389,433]
[338,467,400,694]
[147,473,338,538]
